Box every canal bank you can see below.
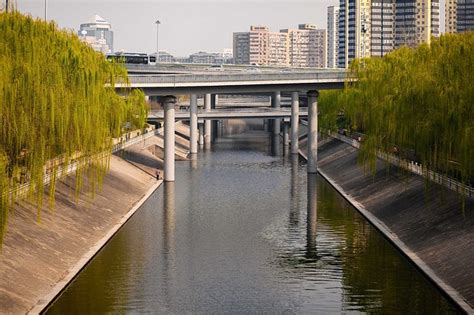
[300,138,474,313]
[0,138,167,314]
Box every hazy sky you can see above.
[17,0,445,57]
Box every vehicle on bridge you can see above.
[106,52,156,65]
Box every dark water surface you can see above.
[47,125,458,314]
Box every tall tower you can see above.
[327,6,340,68]
[447,0,474,33]
[78,15,114,54]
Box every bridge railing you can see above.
[325,131,474,199]
[127,71,349,85]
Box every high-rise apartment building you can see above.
[338,0,439,67]
[78,15,113,54]
[233,25,325,67]
[234,26,289,66]
[446,0,474,33]
[281,24,326,68]
[327,6,340,68]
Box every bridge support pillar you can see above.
[204,94,211,147]
[199,122,204,146]
[190,94,198,154]
[211,94,218,143]
[291,92,299,154]
[271,91,281,155]
[164,95,177,182]
[283,122,289,146]
[307,90,319,173]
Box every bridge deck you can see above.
[148,108,307,121]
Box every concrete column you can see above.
[307,90,319,173]
[211,94,218,142]
[190,94,198,154]
[204,94,211,146]
[283,122,289,146]
[199,123,204,146]
[271,91,281,155]
[291,91,299,154]
[163,95,177,182]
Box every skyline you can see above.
[16,0,447,57]
[17,0,339,56]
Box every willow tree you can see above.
[319,32,474,186]
[0,12,148,243]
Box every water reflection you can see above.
[161,182,176,310]
[306,174,318,260]
[289,155,300,227]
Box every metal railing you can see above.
[125,70,349,85]
[4,128,159,202]
[326,131,474,199]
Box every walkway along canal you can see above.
[46,121,459,313]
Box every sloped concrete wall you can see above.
[306,139,474,312]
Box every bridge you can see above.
[119,66,349,182]
[147,108,309,121]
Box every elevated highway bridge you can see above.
[118,65,350,181]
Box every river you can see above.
[46,120,458,314]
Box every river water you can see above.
[47,121,458,314]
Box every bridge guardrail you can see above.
[126,71,350,85]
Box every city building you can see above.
[233,25,325,67]
[189,51,220,64]
[152,51,175,63]
[446,0,474,33]
[338,0,439,68]
[78,15,113,54]
[327,6,340,68]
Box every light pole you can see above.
[44,0,47,20]
[155,20,161,63]
[5,0,8,13]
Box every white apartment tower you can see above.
[327,6,340,68]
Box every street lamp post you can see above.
[44,0,47,20]
[155,20,161,63]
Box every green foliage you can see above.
[319,33,474,184]
[0,12,148,242]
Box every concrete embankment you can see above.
[301,138,474,313]
[0,131,190,314]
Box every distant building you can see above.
[446,0,474,33]
[78,15,113,54]
[189,51,220,64]
[233,25,325,67]
[151,51,175,63]
[327,6,340,68]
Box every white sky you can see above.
[16,0,445,56]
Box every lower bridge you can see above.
[147,108,308,121]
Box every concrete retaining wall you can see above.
[0,144,163,314]
[302,139,474,313]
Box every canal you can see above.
[46,121,458,314]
